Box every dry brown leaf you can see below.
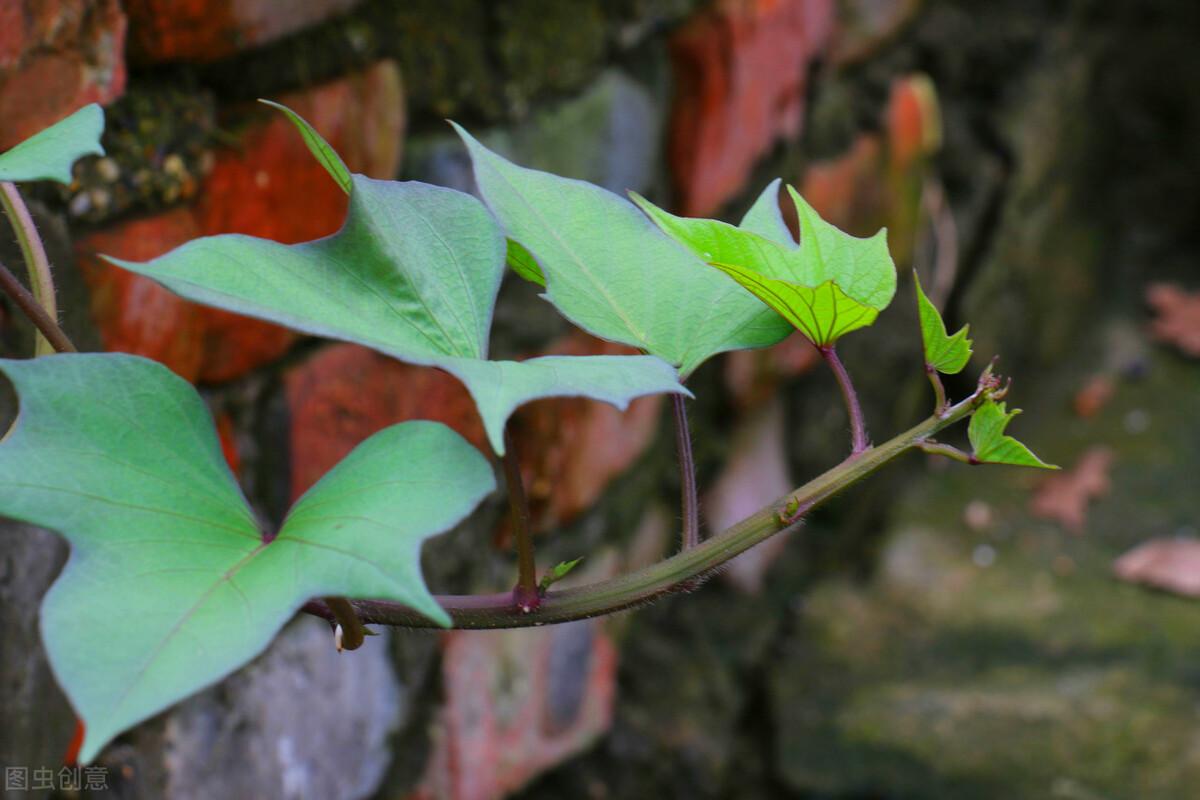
[1146,283,1200,357]
[1114,538,1200,597]
[1072,374,1115,419]
[1029,446,1114,533]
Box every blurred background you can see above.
[1,0,1199,798]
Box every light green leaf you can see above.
[539,557,584,592]
[630,190,892,346]
[105,165,688,454]
[453,124,791,377]
[787,186,896,310]
[914,271,971,373]
[259,99,351,194]
[0,353,496,763]
[968,399,1058,469]
[506,238,546,286]
[739,178,794,245]
[0,104,105,184]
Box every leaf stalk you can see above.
[672,393,700,550]
[0,182,59,356]
[819,345,869,454]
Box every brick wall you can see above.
[0,2,976,799]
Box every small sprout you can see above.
[334,624,344,653]
[968,399,1058,469]
[538,557,584,595]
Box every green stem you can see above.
[304,389,988,630]
[502,426,539,612]
[0,182,57,356]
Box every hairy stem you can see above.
[303,389,987,630]
[324,596,366,651]
[672,393,700,549]
[1,183,58,356]
[0,258,76,354]
[502,426,539,612]
[819,345,868,453]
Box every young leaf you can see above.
[0,104,105,184]
[506,238,546,286]
[914,271,972,373]
[105,152,688,455]
[453,124,791,378]
[0,353,496,763]
[538,557,584,593]
[630,190,895,346]
[968,399,1058,469]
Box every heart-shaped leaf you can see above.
[453,124,791,378]
[0,104,105,184]
[968,399,1058,469]
[0,353,495,763]
[914,271,971,374]
[631,186,896,347]
[104,107,687,454]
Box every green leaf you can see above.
[914,271,971,373]
[0,353,496,763]
[104,152,688,455]
[0,104,105,184]
[630,189,894,346]
[739,178,794,245]
[259,99,351,194]
[538,557,583,593]
[453,124,791,377]
[967,400,1058,469]
[506,238,545,286]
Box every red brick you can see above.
[668,0,834,216]
[0,0,127,150]
[76,61,404,383]
[76,208,208,379]
[509,333,664,535]
[831,0,921,65]
[124,0,361,63]
[412,624,617,800]
[284,344,488,501]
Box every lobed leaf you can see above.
[453,124,791,377]
[631,188,893,346]
[914,271,972,373]
[0,104,105,184]
[105,110,689,455]
[968,399,1058,469]
[0,354,496,763]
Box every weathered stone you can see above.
[110,616,405,800]
[770,349,1200,799]
[0,524,75,793]
[411,623,617,800]
[125,0,362,63]
[0,0,127,150]
[405,69,662,197]
[668,0,834,215]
